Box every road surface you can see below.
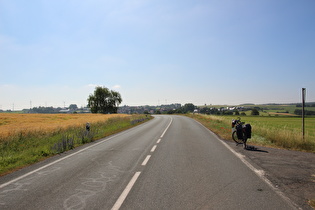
[0,115,296,209]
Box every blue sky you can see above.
[1,0,314,110]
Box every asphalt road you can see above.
[0,115,296,209]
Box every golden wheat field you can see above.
[0,113,129,137]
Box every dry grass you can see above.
[0,113,129,138]
[309,199,315,208]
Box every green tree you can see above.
[155,110,161,114]
[183,103,196,113]
[251,108,260,116]
[69,104,78,111]
[87,86,122,114]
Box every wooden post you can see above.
[302,88,306,140]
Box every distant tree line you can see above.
[296,103,315,107]
[29,106,62,113]
[151,103,197,114]
[294,109,315,116]
[199,107,259,116]
[25,104,80,114]
[159,105,260,116]
[199,107,233,115]
[175,103,196,114]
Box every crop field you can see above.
[0,113,129,137]
[190,114,315,153]
[0,113,150,175]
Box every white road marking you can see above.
[0,127,137,189]
[160,117,173,138]
[219,140,299,209]
[157,139,161,144]
[111,172,141,210]
[150,145,157,152]
[111,118,173,210]
[141,155,151,166]
[1,116,171,209]
[194,119,300,209]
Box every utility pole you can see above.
[30,100,32,113]
[302,88,306,140]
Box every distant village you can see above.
[118,104,183,114]
[1,103,252,115]
[1,102,314,116]
[0,103,256,114]
[117,104,252,115]
[0,104,90,114]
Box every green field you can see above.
[254,104,315,116]
[190,114,315,153]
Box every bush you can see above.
[251,109,260,115]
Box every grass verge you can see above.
[188,113,315,209]
[0,114,151,176]
[188,114,315,153]
[309,199,315,208]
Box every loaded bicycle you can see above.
[231,117,251,149]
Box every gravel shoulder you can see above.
[224,140,315,209]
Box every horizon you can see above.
[1,0,314,110]
[2,101,314,112]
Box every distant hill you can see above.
[261,102,315,106]
[239,103,255,105]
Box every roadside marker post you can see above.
[302,88,306,140]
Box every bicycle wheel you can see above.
[232,131,244,145]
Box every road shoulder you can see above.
[223,140,315,210]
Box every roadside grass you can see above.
[0,114,151,176]
[189,114,315,153]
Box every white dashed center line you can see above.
[150,145,157,152]
[111,117,173,210]
[141,155,151,166]
[111,172,141,210]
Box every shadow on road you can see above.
[245,145,269,153]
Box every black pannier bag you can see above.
[236,124,243,139]
[245,124,252,139]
